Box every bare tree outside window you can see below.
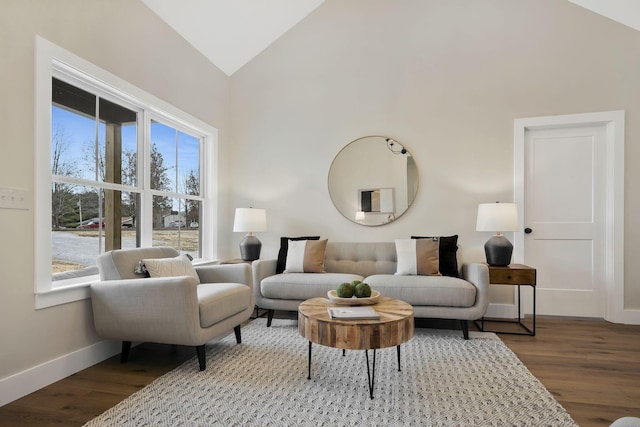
[51,126,78,228]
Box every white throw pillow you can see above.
[395,238,441,276]
[143,254,200,283]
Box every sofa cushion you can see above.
[395,239,441,276]
[285,239,328,273]
[276,236,320,274]
[364,274,476,307]
[143,254,200,283]
[261,272,364,300]
[412,235,460,278]
[197,283,251,328]
[324,242,397,276]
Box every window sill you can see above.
[35,282,92,309]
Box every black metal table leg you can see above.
[473,283,535,336]
[532,284,536,336]
[517,284,522,322]
[365,349,377,399]
[306,343,405,399]
[307,341,312,380]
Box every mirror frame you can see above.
[328,136,419,226]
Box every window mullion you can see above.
[139,110,153,247]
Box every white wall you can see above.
[228,0,640,308]
[0,0,230,399]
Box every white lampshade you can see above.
[476,203,518,232]
[233,208,267,233]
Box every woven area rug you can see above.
[85,318,577,426]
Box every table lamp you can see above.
[476,202,518,266]
[233,208,267,261]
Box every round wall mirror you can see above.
[328,136,419,226]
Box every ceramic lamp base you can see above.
[484,235,513,266]
[239,234,262,261]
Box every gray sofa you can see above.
[252,241,489,339]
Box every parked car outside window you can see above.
[77,218,104,229]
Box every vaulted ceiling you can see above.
[142,0,639,76]
[140,0,325,76]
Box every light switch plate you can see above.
[0,187,30,210]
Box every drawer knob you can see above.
[507,275,512,280]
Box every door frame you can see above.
[513,110,636,324]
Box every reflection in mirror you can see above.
[360,188,394,213]
[328,136,418,226]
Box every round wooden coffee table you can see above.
[298,296,414,399]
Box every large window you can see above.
[51,78,142,280]
[36,37,217,308]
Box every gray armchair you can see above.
[90,247,253,371]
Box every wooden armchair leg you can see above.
[196,345,206,371]
[120,341,132,363]
[234,325,241,344]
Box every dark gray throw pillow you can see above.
[276,236,321,274]
[411,235,460,278]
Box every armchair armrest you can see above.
[90,276,201,344]
[195,263,252,288]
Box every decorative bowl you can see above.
[327,290,381,306]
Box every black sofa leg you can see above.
[120,341,132,363]
[267,309,274,327]
[196,345,206,371]
[460,320,469,340]
[234,325,242,343]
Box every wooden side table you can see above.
[475,264,536,336]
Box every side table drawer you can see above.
[489,267,535,285]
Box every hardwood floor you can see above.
[0,316,638,427]
[498,317,640,427]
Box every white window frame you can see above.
[35,36,218,309]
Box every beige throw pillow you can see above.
[395,238,441,276]
[142,254,200,283]
[284,239,328,273]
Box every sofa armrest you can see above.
[195,263,252,288]
[461,263,490,315]
[90,276,201,343]
[252,259,277,303]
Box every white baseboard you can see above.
[487,304,640,324]
[485,303,517,319]
[0,339,121,407]
[618,308,640,325]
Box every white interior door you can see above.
[524,125,606,317]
